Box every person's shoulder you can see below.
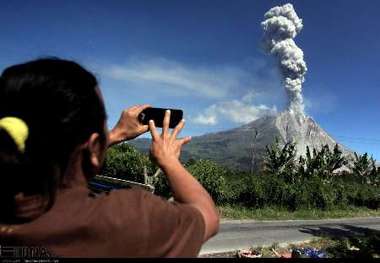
[83,187,152,230]
[91,186,151,209]
[87,187,204,228]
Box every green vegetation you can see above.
[101,143,156,183]
[219,205,380,220]
[186,159,231,204]
[100,141,379,219]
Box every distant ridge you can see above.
[130,110,354,172]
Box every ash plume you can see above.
[261,3,307,117]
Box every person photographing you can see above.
[0,58,219,257]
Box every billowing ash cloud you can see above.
[261,3,307,116]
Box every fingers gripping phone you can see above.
[138,107,183,128]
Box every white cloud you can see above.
[192,112,218,125]
[93,57,284,127]
[101,58,249,98]
[193,98,277,125]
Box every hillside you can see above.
[129,111,354,172]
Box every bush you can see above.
[100,142,379,212]
[187,159,231,204]
[331,181,350,208]
[346,183,380,209]
[101,143,156,183]
[237,174,302,210]
[236,175,361,211]
[306,178,336,210]
[151,172,172,198]
[235,173,266,208]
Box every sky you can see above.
[0,0,379,160]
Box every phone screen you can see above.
[138,107,183,128]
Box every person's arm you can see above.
[108,104,151,147]
[148,110,220,241]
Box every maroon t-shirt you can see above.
[0,184,206,257]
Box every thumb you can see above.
[140,125,149,132]
[179,136,192,146]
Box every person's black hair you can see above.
[0,57,106,222]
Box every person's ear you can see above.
[87,132,103,171]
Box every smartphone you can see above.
[138,107,183,128]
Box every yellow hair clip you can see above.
[0,117,29,153]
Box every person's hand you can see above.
[148,110,191,168]
[109,104,151,145]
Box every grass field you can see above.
[219,205,380,220]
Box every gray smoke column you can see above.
[261,3,307,117]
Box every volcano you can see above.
[130,111,354,172]
[129,4,355,172]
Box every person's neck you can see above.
[60,148,91,190]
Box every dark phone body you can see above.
[138,107,183,128]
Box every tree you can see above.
[352,152,378,186]
[101,143,157,183]
[264,138,297,184]
[187,159,230,204]
[298,144,347,184]
[326,144,347,173]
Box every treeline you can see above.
[100,141,379,211]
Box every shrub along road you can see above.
[199,217,380,255]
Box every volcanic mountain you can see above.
[129,111,354,172]
[129,4,356,172]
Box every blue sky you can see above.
[1,0,379,159]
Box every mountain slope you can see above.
[129,111,354,171]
